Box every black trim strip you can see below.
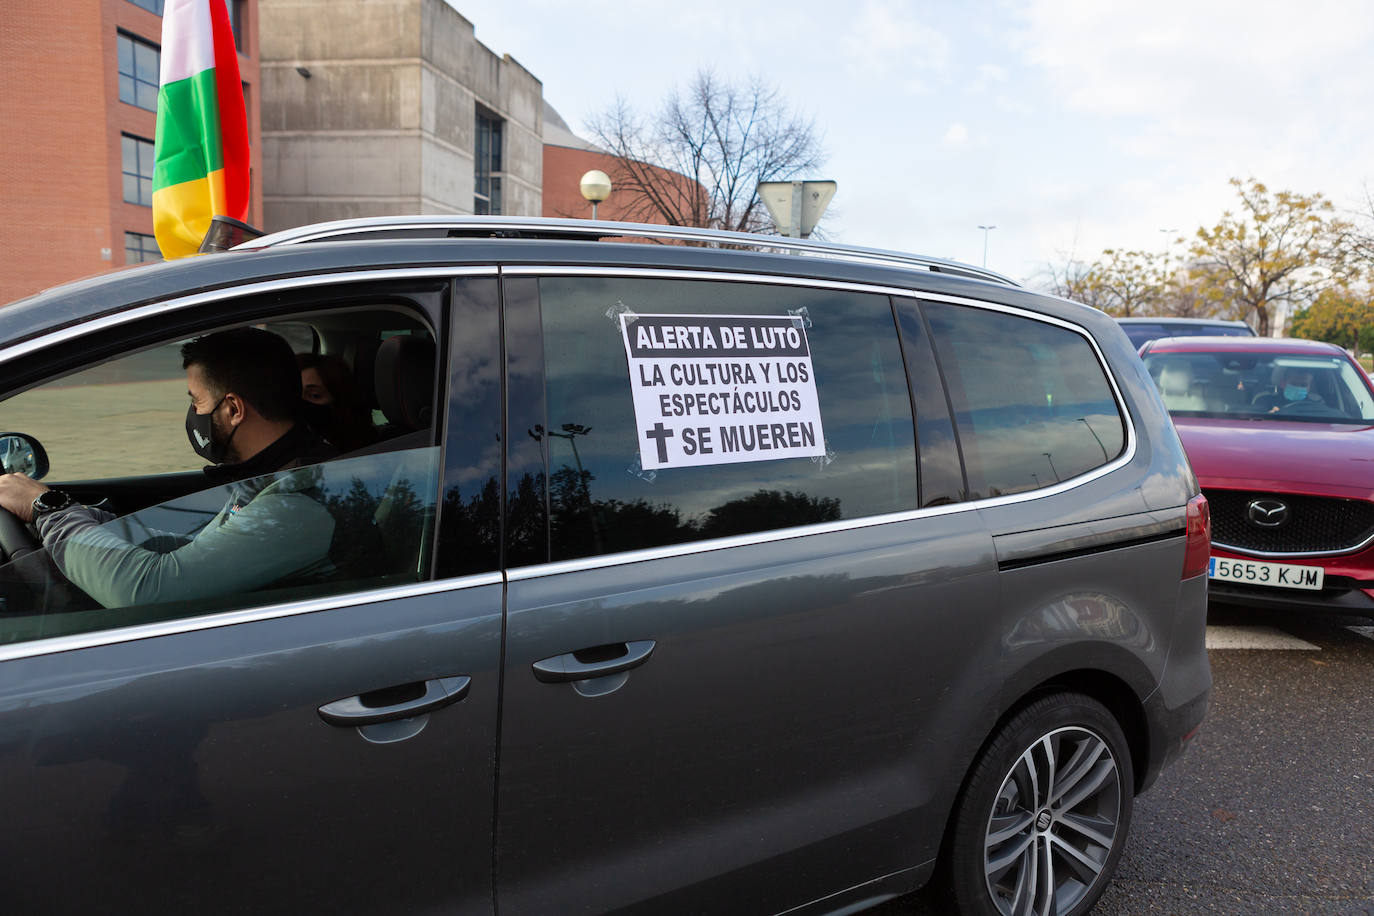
[997,528,1185,572]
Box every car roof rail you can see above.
[240,216,1019,287]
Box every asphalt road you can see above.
[876,604,1374,916]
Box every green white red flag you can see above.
[152,0,250,259]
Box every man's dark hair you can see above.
[182,328,301,422]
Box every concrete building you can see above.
[259,0,542,230]
[0,0,262,305]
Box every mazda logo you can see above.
[1247,498,1289,528]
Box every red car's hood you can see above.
[1172,417,1374,498]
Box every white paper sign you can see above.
[620,313,827,469]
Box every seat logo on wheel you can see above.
[1246,498,1289,528]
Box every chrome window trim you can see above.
[0,266,495,366]
[504,266,1139,582]
[0,573,504,663]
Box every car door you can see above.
[492,272,999,914]
[909,298,1180,703]
[0,273,503,914]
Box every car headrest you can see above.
[1157,361,1193,395]
[374,335,435,431]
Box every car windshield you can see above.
[1142,351,1374,423]
[1121,323,1252,349]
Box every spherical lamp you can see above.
[579,169,612,220]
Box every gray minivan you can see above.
[0,218,1209,915]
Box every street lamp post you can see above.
[977,224,997,268]
[1159,227,1178,271]
[579,169,612,220]
[542,422,602,553]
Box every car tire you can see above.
[943,692,1134,916]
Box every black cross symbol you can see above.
[644,422,675,464]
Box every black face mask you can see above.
[185,396,235,464]
[300,400,336,437]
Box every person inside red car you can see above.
[1252,367,1323,413]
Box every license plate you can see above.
[1208,556,1324,591]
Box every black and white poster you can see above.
[619,313,827,470]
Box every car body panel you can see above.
[1174,417,1374,498]
[495,513,997,914]
[0,585,503,913]
[0,221,1212,913]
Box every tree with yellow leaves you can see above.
[1289,288,1374,356]
[1187,178,1353,336]
[1041,248,1168,316]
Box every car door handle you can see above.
[317,675,471,727]
[532,640,657,683]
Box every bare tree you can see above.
[1038,257,1112,310]
[586,70,825,234]
[1038,248,1165,315]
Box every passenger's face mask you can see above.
[300,400,336,434]
[1283,384,1308,402]
[185,396,234,463]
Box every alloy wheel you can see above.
[982,725,1123,916]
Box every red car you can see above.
[1140,336,1374,617]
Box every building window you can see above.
[474,107,503,215]
[117,32,160,111]
[227,0,245,52]
[122,134,156,206]
[124,232,161,264]
[126,0,165,13]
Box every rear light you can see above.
[1182,493,1210,579]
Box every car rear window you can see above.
[924,303,1127,499]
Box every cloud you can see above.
[969,63,1009,93]
[1006,0,1374,226]
[1012,0,1374,124]
[944,123,970,145]
[842,1,952,76]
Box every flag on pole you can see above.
[152,0,250,259]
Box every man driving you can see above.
[0,328,337,608]
[1252,366,1323,413]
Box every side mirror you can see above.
[0,433,49,480]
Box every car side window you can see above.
[922,302,1126,499]
[0,449,440,645]
[536,276,917,562]
[0,297,462,648]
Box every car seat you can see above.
[374,334,436,448]
[1156,361,1207,410]
[371,335,439,576]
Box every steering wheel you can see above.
[0,505,41,564]
[1277,398,1339,418]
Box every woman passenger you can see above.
[296,353,379,453]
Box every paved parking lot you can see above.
[879,605,1374,915]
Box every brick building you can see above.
[0,0,261,305]
[541,102,702,225]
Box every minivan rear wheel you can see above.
[944,693,1133,916]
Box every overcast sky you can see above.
[451,0,1374,285]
